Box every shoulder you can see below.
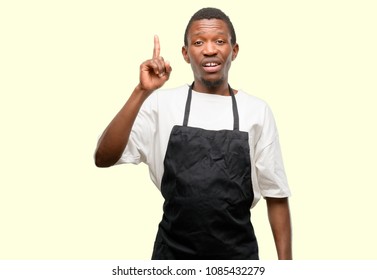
[142,84,189,111]
[142,85,189,123]
[153,84,189,99]
[236,90,269,109]
[236,90,274,119]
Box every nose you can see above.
[203,42,218,56]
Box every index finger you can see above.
[153,35,160,58]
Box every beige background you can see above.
[1,0,376,259]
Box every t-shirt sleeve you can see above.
[254,105,291,198]
[115,93,157,165]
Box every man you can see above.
[95,7,292,260]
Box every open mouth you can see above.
[202,62,222,73]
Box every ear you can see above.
[182,46,190,63]
[232,43,239,61]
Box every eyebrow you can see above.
[191,31,227,37]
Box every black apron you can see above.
[152,83,259,260]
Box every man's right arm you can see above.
[94,35,172,167]
[94,86,152,167]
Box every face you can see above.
[182,19,239,94]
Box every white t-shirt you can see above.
[117,84,290,207]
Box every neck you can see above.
[193,79,231,96]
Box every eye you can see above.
[194,40,203,46]
[216,39,226,45]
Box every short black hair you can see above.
[184,7,237,46]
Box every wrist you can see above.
[133,84,153,102]
[135,83,153,96]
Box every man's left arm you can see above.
[266,197,292,260]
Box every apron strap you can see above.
[229,84,240,131]
[183,82,194,127]
[183,82,240,131]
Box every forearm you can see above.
[94,85,151,167]
[266,197,292,260]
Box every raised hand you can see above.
[138,35,172,93]
[95,36,172,168]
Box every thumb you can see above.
[164,60,172,74]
